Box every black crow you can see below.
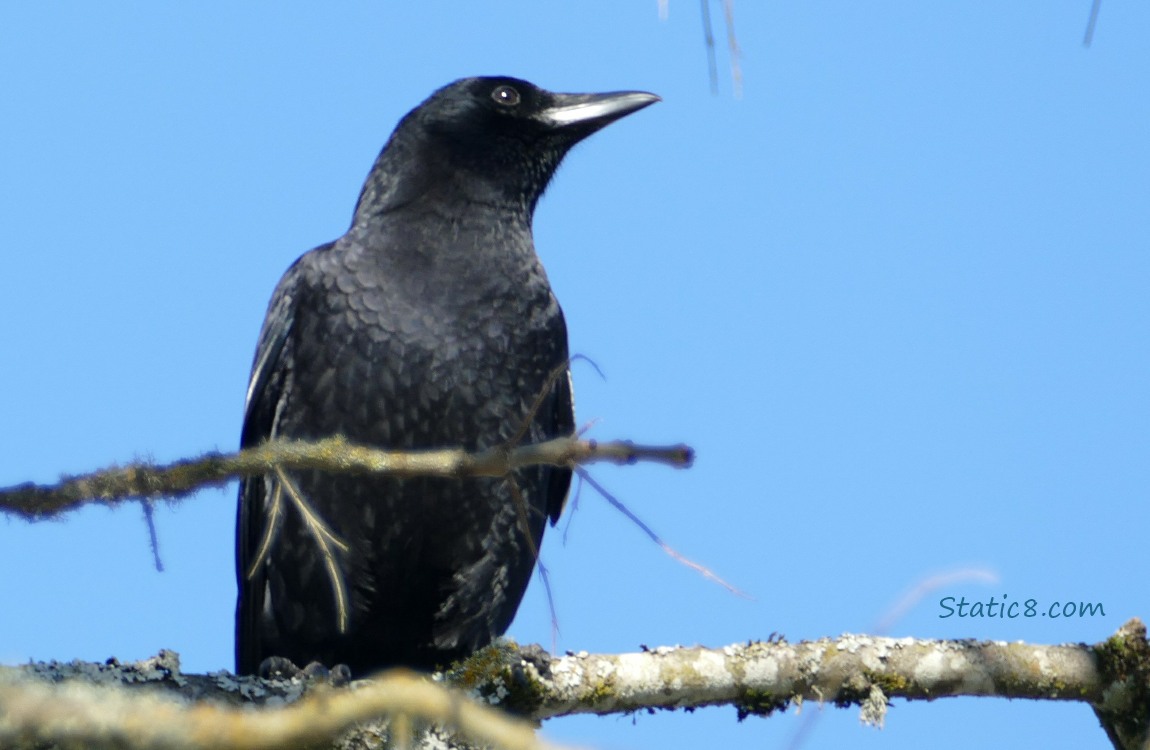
[236,77,658,675]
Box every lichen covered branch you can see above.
[7,620,1146,750]
[0,654,566,750]
[0,436,694,521]
[523,634,1104,720]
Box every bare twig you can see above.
[0,436,694,521]
[692,0,741,95]
[273,466,352,633]
[505,475,541,561]
[141,499,164,572]
[720,0,742,97]
[576,468,749,598]
[700,0,719,94]
[536,559,561,655]
[1084,0,1102,47]
[244,480,284,581]
[505,360,573,450]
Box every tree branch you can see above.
[0,436,694,521]
[4,619,1147,750]
[462,621,1147,740]
[0,653,565,750]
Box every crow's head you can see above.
[355,77,659,218]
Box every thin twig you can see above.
[560,471,585,546]
[140,499,164,572]
[273,466,352,633]
[575,468,748,598]
[244,480,284,581]
[700,0,719,94]
[505,476,541,562]
[536,559,561,655]
[1083,0,1102,47]
[721,0,743,97]
[506,361,572,450]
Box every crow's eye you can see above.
[491,85,521,107]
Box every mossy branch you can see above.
[4,619,1148,750]
[0,657,566,750]
[469,620,1148,749]
[0,436,694,521]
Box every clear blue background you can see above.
[2,4,1147,749]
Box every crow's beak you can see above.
[539,90,661,131]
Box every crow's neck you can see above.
[351,136,552,227]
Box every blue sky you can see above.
[1,3,1147,749]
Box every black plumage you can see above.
[235,77,658,675]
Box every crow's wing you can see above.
[234,251,316,675]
